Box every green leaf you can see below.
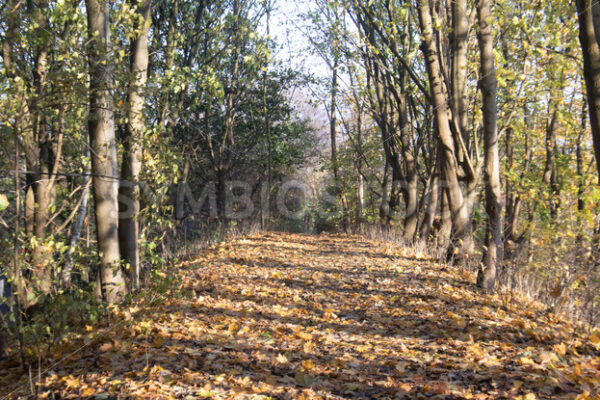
[0,194,8,211]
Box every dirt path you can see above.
[1,232,598,399]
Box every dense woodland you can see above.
[1,0,600,385]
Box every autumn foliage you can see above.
[1,233,598,399]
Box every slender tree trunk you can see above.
[476,0,502,292]
[380,160,391,227]
[420,164,439,241]
[62,144,91,287]
[450,0,470,164]
[543,108,560,218]
[86,0,127,304]
[28,0,55,295]
[216,168,227,218]
[356,107,364,226]
[330,58,339,180]
[329,55,349,231]
[159,0,178,127]
[215,0,241,219]
[577,103,587,216]
[451,0,479,258]
[576,0,600,180]
[119,0,151,290]
[400,126,418,242]
[417,0,469,252]
[577,102,587,258]
[261,2,272,230]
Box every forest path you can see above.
[1,232,599,399]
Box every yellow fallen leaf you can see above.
[301,359,315,370]
[153,335,163,348]
[228,323,239,334]
[184,372,198,385]
[276,354,289,364]
[553,343,567,356]
[520,356,535,365]
[446,311,467,329]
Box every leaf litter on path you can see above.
[1,232,599,399]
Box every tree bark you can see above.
[399,95,418,242]
[28,0,55,295]
[262,2,272,231]
[576,0,600,180]
[356,106,364,226]
[417,0,469,252]
[476,0,502,292]
[119,0,151,290]
[450,0,470,164]
[543,108,560,218]
[380,160,391,227]
[62,145,91,287]
[86,0,127,304]
[420,163,439,241]
[329,55,349,231]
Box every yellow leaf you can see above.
[590,332,600,346]
[184,372,198,385]
[553,343,567,356]
[301,359,315,370]
[276,354,289,364]
[297,332,312,341]
[520,356,535,365]
[153,335,163,348]
[64,376,80,390]
[446,311,467,329]
[228,323,239,334]
[0,193,8,211]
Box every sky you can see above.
[266,0,331,80]
[263,0,333,147]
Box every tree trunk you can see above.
[28,0,54,295]
[450,0,470,165]
[119,0,151,290]
[439,188,452,241]
[476,0,502,293]
[380,160,391,226]
[356,105,364,226]
[159,0,178,127]
[329,55,348,231]
[401,132,418,242]
[62,144,91,287]
[577,102,587,216]
[86,0,127,304]
[262,2,272,231]
[417,0,469,252]
[420,165,439,241]
[543,108,560,218]
[576,0,600,180]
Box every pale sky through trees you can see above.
[268,0,331,80]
